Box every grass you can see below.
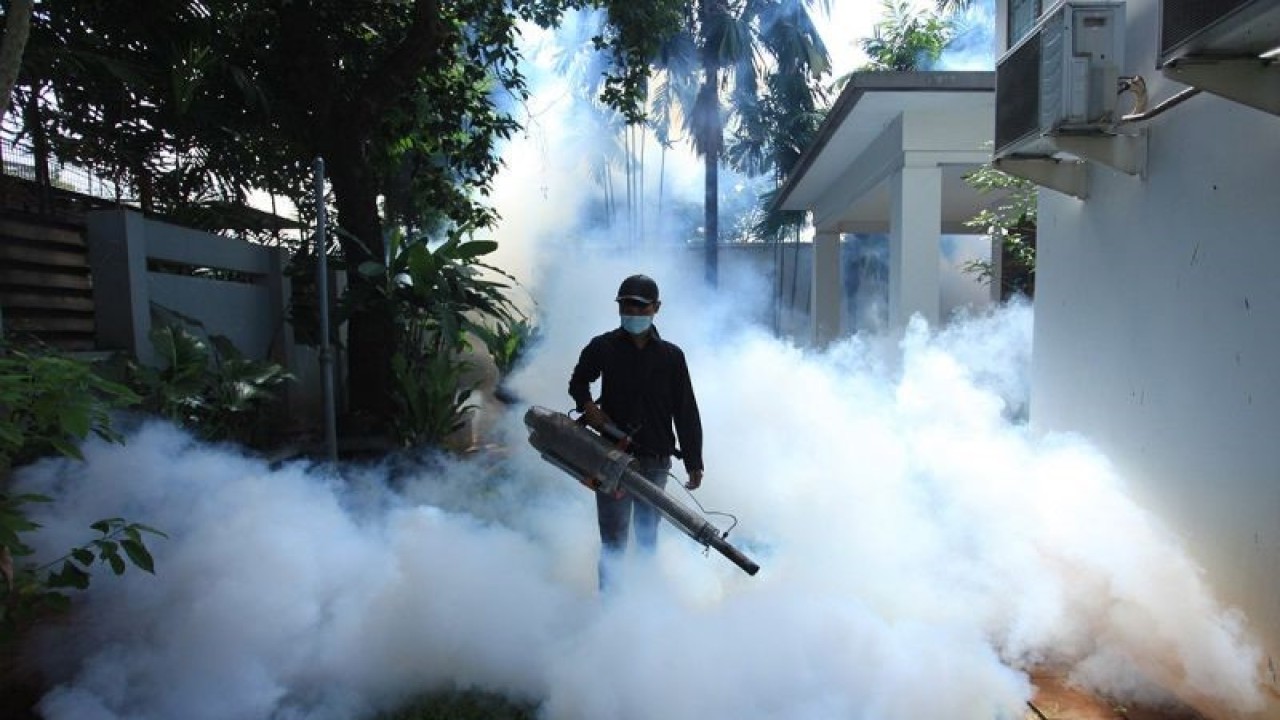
[377,688,539,720]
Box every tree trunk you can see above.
[0,0,32,128]
[704,139,718,286]
[23,88,49,212]
[699,0,722,287]
[325,135,395,425]
[272,0,446,433]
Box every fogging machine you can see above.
[523,405,760,576]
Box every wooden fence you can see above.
[0,207,335,425]
[0,212,96,351]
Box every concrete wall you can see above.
[1005,0,1280,702]
[86,208,330,424]
[675,238,991,344]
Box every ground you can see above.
[1027,674,1207,720]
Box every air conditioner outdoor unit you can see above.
[995,1,1126,159]
[1158,0,1280,68]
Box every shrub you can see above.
[0,344,163,648]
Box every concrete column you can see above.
[86,209,154,364]
[889,163,941,329]
[811,229,842,346]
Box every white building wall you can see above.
[1021,0,1280,701]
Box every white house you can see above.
[773,71,1001,344]
[994,0,1280,713]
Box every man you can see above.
[568,274,704,589]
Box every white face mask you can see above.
[620,314,653,335]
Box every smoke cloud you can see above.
[11,9,1266,719]
[939,0,998,71]
[14,295,1265,719]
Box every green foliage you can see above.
[859,0,954,72]
[378,688,537,720]
[18,0,685,420]
[352,229,519,354]
[594,0,686,124]
[1,494,166,645]
[390,351,477,449]
[721,1,833,174]
[350,230,517,449]
[934,0,975,13]
[0,345,163,648]
[642,1,833,244]
[128,324,293,447]
[963,163,1037,296]
[19,0,682,232]
[472,315,539,378]
[0,347,140,470]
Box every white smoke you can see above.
[939,0,998,71]
[11,8,1267,719]
[14,296,1265,719]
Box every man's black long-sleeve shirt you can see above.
[568,326,703,472]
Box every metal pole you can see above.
[313,157,338,463]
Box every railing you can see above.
[1,125,132,204]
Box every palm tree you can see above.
[651,0,831,285]
[546,1,829,270]
[859,1,955,73]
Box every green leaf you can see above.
[452,240,498,259]
[42,591,71,615]
[71,548,95,566]
[62,404,92,439]
[357,261,385,277]
[13,494,52,504]
[0,424,23,449]
[49,438,84,461]
[90,519,122,534]
[120,538,156,574]
[48,561,91,590]
[0,512,41,534]
[131,523,168,538]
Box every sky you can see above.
[7,3,1272,719]
[823,0,998,75]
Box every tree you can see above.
[858,0,954,73]
[15,0,682,427]
[963,164,1036,299]
[647,0,831,283]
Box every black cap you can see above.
[615,274,659,304]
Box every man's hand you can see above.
[684,470,703,491]
[582,402,610,430]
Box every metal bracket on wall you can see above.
[993,129,1149,200]
[1162,58,1280,117]
[993,156,1089,200]
[1051,130,1148,178]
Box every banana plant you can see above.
[349,229,520,449]
[353,229,518,355]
